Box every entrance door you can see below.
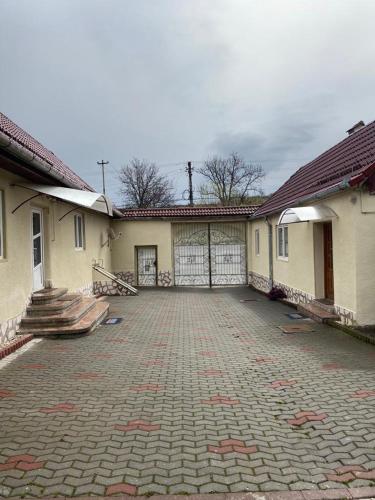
[137,246,157,286]
[32,209,44,291]
[323,222,334,300]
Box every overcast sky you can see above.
[1,0,375,204]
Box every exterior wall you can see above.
[249,191,359,325]
[0,169,111,345]
[111,220,173,286]
[353,191,375,325]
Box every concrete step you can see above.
[21,298,96,328]
[312,299,335,314]
[27,294,82,316]
[31,288,68,305]
[297,302,340,323]
[18,301,109,336]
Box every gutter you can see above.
[253,180,349,219]
[0,129,80,189]
[0,129,123,218]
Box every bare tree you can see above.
[198,153,264,205]
[119,159,175,208]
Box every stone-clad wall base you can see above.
[248,271,355,325]
[0,294,31,347]
[93,281,133,296]
[248,272,272,293]
[158,271,172,286]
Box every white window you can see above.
[255,229,260,256]
[277,225,288,260]
[0,191,4,258]
[74,213,85,250]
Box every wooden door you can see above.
[323,222,334,301]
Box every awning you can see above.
[278,205,337,225]
[15,184,113,216]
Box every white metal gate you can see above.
[173,222,247,286]
[137,246,157,286]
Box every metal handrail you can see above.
[93,264,138,295]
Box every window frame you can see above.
[277,225,289,261]
[0,190,4,258]
[255,228,260,256]
[74,213,85,250]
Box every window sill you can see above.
[277,256,289,262]
[75,248,85,252]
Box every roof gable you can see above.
[255,120,375,217]
[0,112,92,191]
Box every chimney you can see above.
[346,120,365,136]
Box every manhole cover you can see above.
[102,318,123,325]
[279,324,315,334]
[286,313,306,319]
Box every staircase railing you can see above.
[93,264,138,296]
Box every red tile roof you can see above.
[0,112,93,191]
[255,120,375,217]
[120,205,258,219]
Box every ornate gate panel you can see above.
[173,222,247,286]
[173,224,209,285]
[210,222,247,285]
[137,246,157,286]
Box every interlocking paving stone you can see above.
[0,287,374,497]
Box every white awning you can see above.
[278,205,337,225]
[17,184,113,216]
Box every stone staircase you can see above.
[297,299,340,323]
[18,288,109,336]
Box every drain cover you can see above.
[102,318,123,325]
[240,299,259,303]
[286,313,306,319]
[279,324,315,334]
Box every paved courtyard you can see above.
[1,287,375,497]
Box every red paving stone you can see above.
[270,379,297,389]
[288,410,328,426]
[129,384,164,392]
[19,364,47,369]
[114,420,160,432]
[197,369,224,376]
[256,356,276,363]
[39,402,78,413]
[208,438,257,455]
[0,455,45,471]
[74,372,103,380]
[350,389,375,398]
[0,389,15,398]
[199,351,218,357]
[201,394,241,405]
[106,482,137,495]
[321,362,344,370]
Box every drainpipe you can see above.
[265,216,273,289]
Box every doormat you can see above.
[279,324,315,334]
[102,318,123,325]
[286,313,306,319]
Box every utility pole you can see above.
[97,160,109,195]
[186,161,194,206]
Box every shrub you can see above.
[267,286,287,301]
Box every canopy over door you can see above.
[278,205,337,225]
